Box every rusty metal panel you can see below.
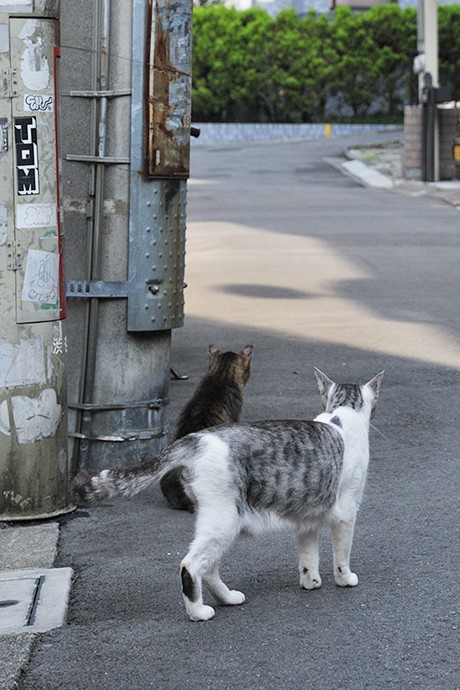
[146,0,192,178]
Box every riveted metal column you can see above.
[0,0,72,520]
[62,0,191,473]
[127,0,189,332]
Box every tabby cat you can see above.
[161,344,254,511]
[72,368,384,623]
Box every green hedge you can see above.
[192,4,460,123]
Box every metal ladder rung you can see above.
[66,280,128,298]
[66,154,130,164]
[64,89,132,98]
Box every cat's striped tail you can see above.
[71,465,159,504]
[71,433,201,504]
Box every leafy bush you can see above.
[192,4,456,123]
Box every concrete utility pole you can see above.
[0,1,72,519]
[418,0,438,89]
[417,0,439,181]
[60,0,192,473]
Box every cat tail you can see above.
[71,440,190,505]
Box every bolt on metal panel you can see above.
[127,179,186,331]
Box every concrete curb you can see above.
[343,145,460,205]
[341,159,394,189]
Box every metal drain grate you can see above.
[0,568,73,635]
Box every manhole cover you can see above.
[0,568,73,635]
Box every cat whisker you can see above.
[370,422,389,441]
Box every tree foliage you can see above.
[438,5,460,101]
[191,4,457,123]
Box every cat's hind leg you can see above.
[203,565,245,606]
[331,511,359,587]
[180,556,244,621]
[180,503,241,621]
[180,562,215,622]
[297,526,322,590]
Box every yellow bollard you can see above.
[324,123,332,138]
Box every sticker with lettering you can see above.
[16,202,56,229]
[24,94,54,113]
[14,116,39,196]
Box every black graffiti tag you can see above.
[24,94,54,112]
[14,116,40,196]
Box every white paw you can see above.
[226,590,245,605]
[335,569,358,587]
[188,604,216,622]
[300,569,322,590]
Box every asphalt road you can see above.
[21,133,460,689]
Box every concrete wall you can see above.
[403,104,459,181]
[192,122,401,145]
[403,106,422,180]
[438,106,459,180]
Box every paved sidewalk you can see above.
[344,141,460,207]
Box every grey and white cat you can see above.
[72,368,384,622]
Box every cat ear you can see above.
[366,371,384,418]
[240,345,254,359]
[208,345,222,370]
[366,370,385,399]
[314,368,334,410]
[314,367,334,394]
[239,345,254,372]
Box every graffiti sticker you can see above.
[24,94,54,113]
[14,116,39,196]
[0,118,7,154]
[19,18,50,91]
[0,205,7,246]
[52,335,68,355]
[16,202,56,229]
[21,249,58,305]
